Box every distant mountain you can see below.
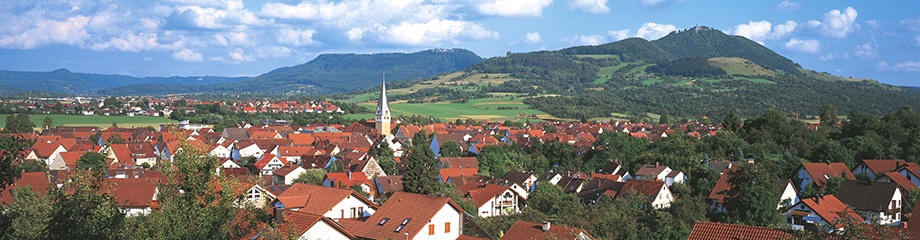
[458,26,920,118]
[0,68,247,95]
[98,48,484,96]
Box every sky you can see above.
[1,0,919,86]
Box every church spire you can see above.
[375,73,391,136]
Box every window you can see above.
[394,218,412,232]
[378,218,390,225]
[428,224,435,235]
[246,188,261,201]
[340,210,344,219]
[351,207,356,218]
[445,222,451,233]
[358,207,364,217]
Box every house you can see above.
[688,221,793,240]
[253,154,285,176]
[49,151,85,171]
[0,172,51,205]
[500,221,595,240]
[795,162,856,194]
[338,191,464,240]
[785,195,864,231]
[469,184,521,218]
[599,161,631,179]
[271,210,354,240]
[576,178,621,203]
[852,159,907,180]
[273,165,307,185]
[708,167,799,213]
[439,157,479,170]
[633,163,685,186]
[876,172,919,192]
[374,175,403,200]
[503,171,538,193]
[29,140,68,165]
[896,162,920,187]
[240,183,276,208]
[835,180,902,226]
[105,178,158,216]
[272,184,378,220]
[323,172,374,198]
[438,168,479,183]
[616,180,674,209]
[430,133,469,157]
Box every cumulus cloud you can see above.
[877,61,920,72]
[0,16,91,49]
[785,38,820,53]
[523,32,542,44]
[774,1,801,11]
[853,42,878,59]
[569,0,609,14]
[382,19,498,46]
[608,29,631,41]
[806,7,859,38]
[276,28,317,47]
[730,20,797,43]
[172,48,204,62]
[641,0,667,8]
[254,46,293,58]
[635,22,677,40]
[568,35,607,46]
[914,35,920,47]
[476,0,554,17]
[227,47,255,63]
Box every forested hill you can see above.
[0,68,246,95]
[97,48,483,96]
[464,26,920,119]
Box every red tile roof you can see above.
[104,178,157,208]
[687,221,793,240]
[440,157,480,170]
[338,191,463,240]
[500,221,595,240]
[882,172,918,192]
[617,180,666,200]
[277,210,355,239]
[274,184,377,215]
[469,184,511,207]
[254,154,281,170]
[799,195,864,226]
[801,162,856,187]
[862,159,907,175]
[439,168,479,183]
[0,172,51,204]
[325,172,370,188]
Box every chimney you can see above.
[542,221,551,232]
[274,207,284,225]
[347,171,352,180]
[655,162,659,168]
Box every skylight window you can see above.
[378,218,390,225]
[394,218,412,232]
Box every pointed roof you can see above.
[375,74,389,118]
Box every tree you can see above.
[77,152,107,172]
[659,114,670,124]
[328,160,345,173]
[373,142,398,175]
[0,187,52,239]
[0,136,28,192]
[46,171,124,239]
[721,110,741,132]
[439,140,463,158]
[3,114,34,134]
[402,131,439,195]
[106,134,125,145]
[820,104,838,129]
[293,169,326,185]
[723,164,784,227]
[42,116,53,129]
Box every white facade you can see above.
[477,189,521,218]
[651,185,675,209]
[210,145,231,158]
[275,167,306,185]
[325,194,377,220]
[778,181,800,209]
[238,144,264,159]
[259,156,285,176]
[298,220,352,240]
[664,172,686,186]
[411,203,462,240]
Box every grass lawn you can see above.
[642,78,663,85]
[346,95,549,121]
[0,114,177,129]
[593,66,618,84]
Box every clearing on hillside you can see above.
[708,57,776,77]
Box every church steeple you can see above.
[375,73,391,136]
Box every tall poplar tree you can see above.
[402,130,439,195]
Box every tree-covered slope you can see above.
[0,68,247,95]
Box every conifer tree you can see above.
[402,130,439,195]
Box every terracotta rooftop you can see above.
[500,221,595,240]
[338,191,463,240]
[274,183,377,215]
[687,221,793,240]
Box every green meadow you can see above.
[0,114,177,129]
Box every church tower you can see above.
[375,74,391,136]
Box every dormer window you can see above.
[823,175,829,179]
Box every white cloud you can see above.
[818,53,846,61]
[865,20,881,29]
[878,61,920,72]
[806,7,858,38]
[212,31,254,46]
[635,22,677,40]
[730,20,797,42]
[0,16,91,49]
[775,1,801,11]
[608,29,631,41]
[785,38,820,53]
[523,32,542,44]
[568,35,606,46]
[641,0,667,8]
[476,0,553,17]
[853,42,878,59]
[382,19,498,46]
[254,46,293,58]
[569,0,609,14]
[276,28,317,47]
[228,47,255,63]
[172,48,204,62]
[143,56,154,61]
[902,17,920,32]
[914,35,920,47]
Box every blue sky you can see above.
[1,0,918,86]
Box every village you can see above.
[1,82,918,239]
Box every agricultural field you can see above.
[346,94,551,122]
[0,114,177,129]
